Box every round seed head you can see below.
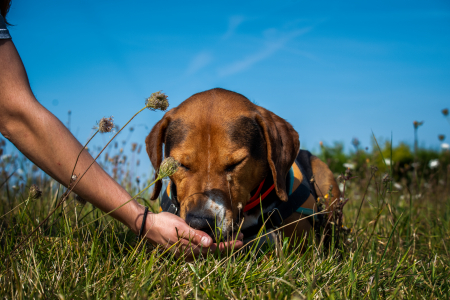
[29,184,42,200]
[413,120,424,129]
[146,91,169,111]
[158,157,180,178]
[438,134,445,141]
[95,116,115,133]
[442,108,449,116]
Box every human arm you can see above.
[0,38,243,255]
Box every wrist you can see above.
[131,203,156,239]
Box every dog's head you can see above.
[146,88,299,237]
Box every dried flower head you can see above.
[351,137,360,149]
[438,135,445,141]
[131,143,137,152]
[158,157,180,178]
[146,91,169,111]
[382,173,392,184]
[413,120,424,129]
[95,116,115,133]
[442,108,449,116]
[29,184,42,200]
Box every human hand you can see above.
[143,211,244,259]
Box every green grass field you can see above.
[1,126,450,299]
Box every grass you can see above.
[1,103,449,298]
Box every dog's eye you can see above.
[225,161,243,172]
[180,163,190,171]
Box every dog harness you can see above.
[159,158,321,237]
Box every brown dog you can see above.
[146,88,340,242]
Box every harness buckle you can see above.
[269,208,283,228]
[168,204,178,215]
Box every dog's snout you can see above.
[185,213,215,231]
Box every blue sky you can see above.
[3,0,450,175]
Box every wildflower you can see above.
[394,182,402,190]
[382,173,391,183]
[131,143,137,152]
[95,116,115,133]
[438,135,445,141]
[442,108,449,116]
[343,163,355,170]
[428,159,439,169]
[1,154,11,161]
[158,157,180,177]
[351,137,360,149]
[146,91,169,111]
[319,141,323,147]
[324,194,329,199]
[71,174,77,182]
[413,121,424,129]
[345,167,352,179]
[384,158,392,165]
[29,184,42,200]
[442,143,450,150]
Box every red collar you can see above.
[243,178,275,212]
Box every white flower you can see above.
[442,143,450,150]
[343,163,355,169]
[384,159,392,165]
[428,159,439,169]
[1,154,11,161]
[394,182,402,190]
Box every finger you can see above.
[178,228,213,248]
[217,239,244,252]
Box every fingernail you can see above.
[201,236,211,247]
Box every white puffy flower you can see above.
[343,163,355,169]
[442,143,450,150]
[394,182,402,190]
[384,159,392,165]
[428,159,439,169]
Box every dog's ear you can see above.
[145,110,173,200]
[255,107,300,201]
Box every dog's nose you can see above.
[185,213,215,231]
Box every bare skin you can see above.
[0,38,243,257]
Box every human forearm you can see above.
[0,39,142,231]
